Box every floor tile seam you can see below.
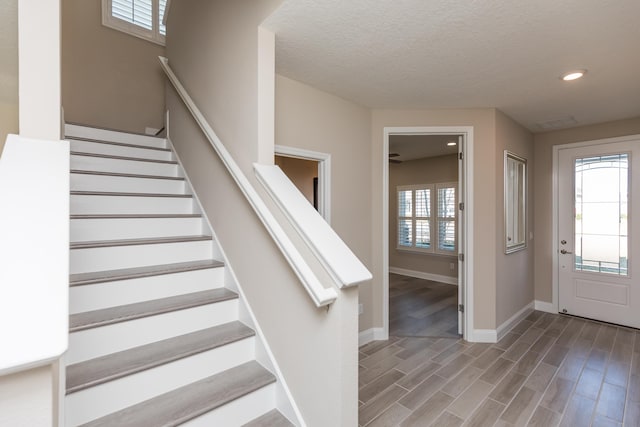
[622,334,638,426]
[360,396,405,427]
[536,362,574,416]
[359,373,406,404]
[359,383,409,423]
[499,384,546,426]
[361,346,406,368]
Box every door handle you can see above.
[560,249,573,254]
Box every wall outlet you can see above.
[450,263,455,270]
[358,303,363,315]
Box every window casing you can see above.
[102,0,167,46]
[397,183,457,255]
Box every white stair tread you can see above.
[243,410,295,427]
[66,136,171,152]
[79,361,275,427]
[69,289,237,332]
[66,321,254,394]
[71,151,178,164]
[71,214,202,219]
[71,170,185,181]
[69,260,223,286]
[70,235,212,249]
[71,190,192,198]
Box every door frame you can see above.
[275,145,331,224]
[382,126,474,342]
[552,133,640,313]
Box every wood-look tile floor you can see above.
[359,311,640,427]
[389,273,459,339]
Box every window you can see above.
[102,0,167,45]
[397,183,457,255]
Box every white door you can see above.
[457,135,465,336]
[558,138,640,328]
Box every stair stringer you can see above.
[167,136,304,427]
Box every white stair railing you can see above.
[254,164,371,288]
[159,56,338,307]
[0,135,70,374]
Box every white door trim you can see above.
[382,126,474,342]
[274,145,331,224]
[552,133,640,314]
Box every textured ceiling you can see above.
[264,0,640,132]
[0,0,18,104]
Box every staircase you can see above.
[64,124,295,426]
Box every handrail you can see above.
[158,56,337,307]
[254,164,372,288]
[0,135,70,375]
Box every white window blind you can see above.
[112,0,153,30]
[397,183,457,255]
[436,184,457,253]
[103,0,166,45]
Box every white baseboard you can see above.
[496,302,534,341]
[534,300,556,313]
[389,267,457,286]
[470,301,534,343]
[470,329,497,343]
[358,328,386,347]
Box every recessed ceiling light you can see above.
[447,142,457,146]
[561,70,587,81]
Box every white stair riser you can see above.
[65,124,167,149]
[70,140,173,161]
[70,217,203,241]
[182,384,276,427]
[70,240,213,274]
[70,195,193,215]
[70,173,186,194]
[65,337,255,427]
[69,267,225,313]
[67,299,238,364]
[71,155,179,177]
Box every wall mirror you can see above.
[504,151,527,253]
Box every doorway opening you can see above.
[274,145,331,223]
[383,127,474,341]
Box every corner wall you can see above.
[0,103,18,156]
[62,0,165,133]
[495,110,535,325]
[533,116,640,304]
[275,74,373,330]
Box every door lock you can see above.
[560,240,567,245]
[560,249,573,254]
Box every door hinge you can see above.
[459,152,464,160]
[459,202,464,211]
[458,304,464,312]
[458,253,464,262]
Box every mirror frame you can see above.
[504,150,527,254]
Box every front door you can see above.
[558,137,640,328]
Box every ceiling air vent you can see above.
[534,116,578,131]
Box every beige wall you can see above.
[389,154,458,278]
[0,365,53,426]
[533,116,640,303]
[0,103,18,156]
[495,110,535,325]
[275,74,374,329]
[275,155,317,206]
[62,0,165,133]
[372,108,498,330]
[165,2,359,425]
